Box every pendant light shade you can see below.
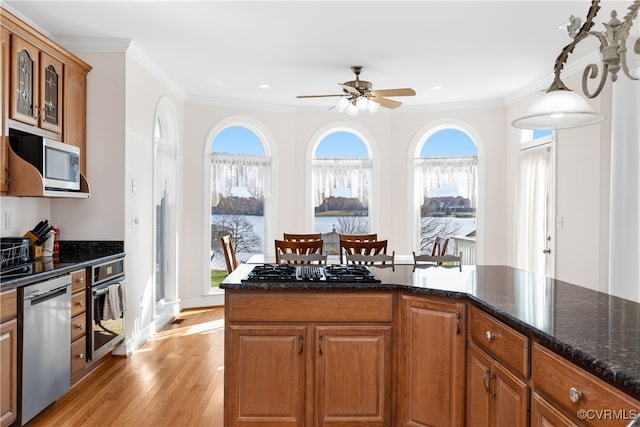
[511,89,605,130]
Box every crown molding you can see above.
[55,37,131,53]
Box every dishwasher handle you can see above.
[28,286,69,306]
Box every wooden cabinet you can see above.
[63,66,87,175]
[1,28,9,193]
[9,34,63,137]
[532,342,640,427]
[0,289,17,427]
[225,291,393,427]
[70,269,88,382]
[467,306,529,427]
[397,294,466,426]
[1,5,92,196]
[531,392,578,427]
[315,325,391,426]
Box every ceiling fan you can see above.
[296,66,416,113]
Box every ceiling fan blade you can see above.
[370,96,402,109]
[370,88,416,97]
[339,84,360,96]
[296,94,345,98]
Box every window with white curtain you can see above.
[153,100,178,305]
[209,127,270,287]
[312,131,371,237]
[415,128,478,259]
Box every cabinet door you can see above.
[0,319,17,427]
[63,66,87,175]
[531,393,578,427]
[315,325,391,427]
[492,359,528,427]
[398,295,465,427]
[39,52,63,135]
[226,325,306,427]
[467,343,492,427]
[10,35,39,126]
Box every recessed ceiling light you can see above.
[258,84,271,89]
[430,85,445,91]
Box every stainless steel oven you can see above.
[89,258,125,360]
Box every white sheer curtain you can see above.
[312,158,371,208]
[514,144,551,276]
[415,157,478,206]
[210,153,269,205]
[609,76,640,302]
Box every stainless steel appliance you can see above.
[89,258,125,359]
[21,274,71,424]
[9,128,80,191]
[242,264,381,283]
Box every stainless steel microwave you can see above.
[8,129,81,191]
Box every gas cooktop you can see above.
[242,264,381,283]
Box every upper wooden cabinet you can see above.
[1,28,9,193]
[1,5,92,196]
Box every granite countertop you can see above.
[0,240,125,290]
[221,263,640,400]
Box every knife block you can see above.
[31,244,43,259]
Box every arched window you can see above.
[153,98,178,307]
[415,128,478,262]
[312,131,372,254]
[209,126,270,287]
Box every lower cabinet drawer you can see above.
[71,313,86,341]
[469,305,529,377]
[532,342,640,426]
[70,336,88,377]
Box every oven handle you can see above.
[92,282,121,296]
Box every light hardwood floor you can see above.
[26,307,225,427]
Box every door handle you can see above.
[542,248,551,254]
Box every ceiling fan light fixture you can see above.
[511,88,604,130]
[356,96,369,110]
[367,100,380,113]
[345,103,359,116]
[335,98,349,112]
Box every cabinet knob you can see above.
[76,301,84,307]
[75,323,83,330]
[569,387,583,403]
[77,353,84,359]
[485,331,495,341]
[77,277,84,284]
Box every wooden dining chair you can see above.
[283,233,322,242]
[338,233,378,263]
[221,235,238,274]
[341,239,391,266]
[274,239,324,264]
[413,251,462,270]
[431,236,450,256]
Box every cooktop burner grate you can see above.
[242,264,381,283]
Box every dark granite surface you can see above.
[0,240,124,289]
[221,263,640,400]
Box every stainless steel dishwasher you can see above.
[21,274,72,424]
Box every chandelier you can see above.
[512,0,640,130]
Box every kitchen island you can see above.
[221,264,640,426]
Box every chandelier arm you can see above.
[548,0,601,92]
[619,0,640,80]
[582,62,609,98]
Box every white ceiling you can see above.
[3,0,628,111]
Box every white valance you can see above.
[312,158,371,208]
[210,153,270,205]
[414,156,478,207]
